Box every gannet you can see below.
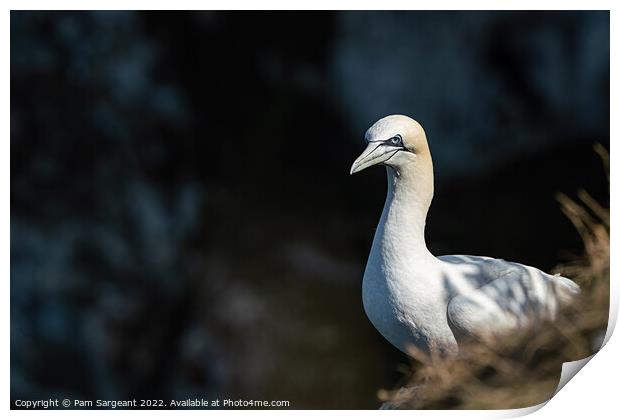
[351,115,580,357]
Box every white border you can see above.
[1,1,616,11]
[4,2,616,420]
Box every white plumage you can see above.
[351,115,580,357]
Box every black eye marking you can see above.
[366,134,404,146]
[388,134,403,146]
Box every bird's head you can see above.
[350,115,430,175]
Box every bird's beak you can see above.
[350,143,400,174]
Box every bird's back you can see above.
[440,255,580,342]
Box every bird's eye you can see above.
[390,135,403,146]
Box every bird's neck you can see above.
[376,163,434,260]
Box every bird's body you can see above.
[351,115,580,357]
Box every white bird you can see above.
[350,115,580,357]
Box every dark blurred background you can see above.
[10,11,609,409]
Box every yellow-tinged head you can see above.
[350,115,431,175]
